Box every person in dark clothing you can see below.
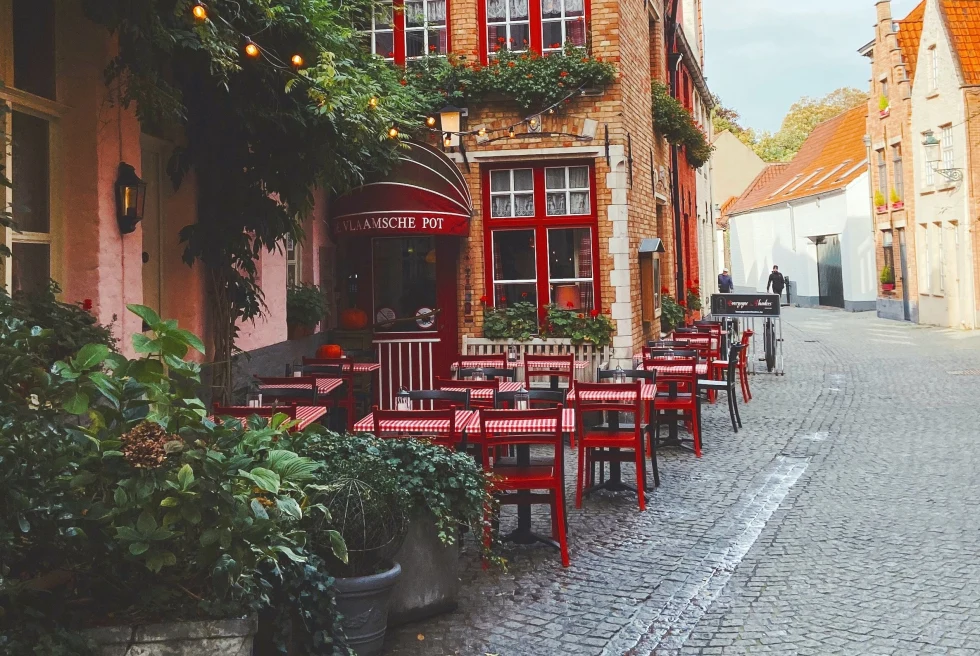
[767,265,785,295]
[718,268,734,293]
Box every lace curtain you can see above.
[427,0,446,23]
[568,166,589,189]
[542,0,583,16]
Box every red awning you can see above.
[331,142,472,238]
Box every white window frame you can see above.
[941,124,954,174]
[929,45,939,92]
[404,0,448,59]
[286,235,301,287]
[486,0,530,56]
[918,223,929,292]
[546,227,593,306]
[544,165,590,216]
[937,222,945,295]
[362,1,395,61]
[541,0,586,53]
[489,168,534,218]
[923,134,936,188]
[491,228,537,301]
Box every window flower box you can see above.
[891,201,904,210]
[881,283,895,292]
[876,205,889,214]
[879,108,890,118]
[462,336,612,380]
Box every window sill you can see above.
[937,185,957,193]
[920,189,936,196]
[926,91,939,99]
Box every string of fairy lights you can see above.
[189,2,593,145]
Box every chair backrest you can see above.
[494,388,565,408]
[408,389,471,410]
[477,406,565,470]
[524,354,575,383]
[672,327,699,334]
[435,377,500,393]
[642,349,698,361]
[254,376,318,403]
[457,367,516,381]
[647,340,690,349]
[724,344,746,382]
[597,368,656,383]
[213,404,299,420]
[454,352,508,370]
[571,381,643,437]
[371,407,459,446]
[648,355,698,398]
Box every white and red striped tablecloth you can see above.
[438,381,523,400]
[566,384,657,401]
[259,378,343,395]
[480,408,576,434]
[353,409,479,434]
[636,362,710,377]
[210,405,327,431]
[352,362,381,373]
[453,359,589,370]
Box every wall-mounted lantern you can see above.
[922,130,963,182]
[439,105,462,148]
[115,162,147,234]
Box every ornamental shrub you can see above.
[652,81,714,168]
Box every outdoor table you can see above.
[480,408,577,548]
[353,409,480,435]
[210,405,327,431]
[635,360,710,378]
[351,362,381,373]
[567,384,657,493]
[259,377,343,396]
[452,358,589,370]
[438,380,524,402]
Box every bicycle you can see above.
[762,317,777,373]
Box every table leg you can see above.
[503,445,559,549]
[582,411,636,494]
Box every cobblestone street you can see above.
[386,307,980,655]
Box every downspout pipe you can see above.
[669,52,685,296]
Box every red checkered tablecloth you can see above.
[260,378,344,395]
[353,409,479,433]
[566,384,657,401]
[352,362,381,373]
[438,381,524,400]
[210,405,327,431]
[480,408,576,433]
[453,359,589,370]
[639,363,709,377]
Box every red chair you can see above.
[454,352,508,371]
[573,381,648,511]
[435,377,499,409]
[739,330,753,402]
[254,376,319,405]
[302,358,357,430]
[478,406,570,567]
[650,355,702,458]
[524,354,575,388]
[371,406,461,450]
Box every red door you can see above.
[360,236,458,408]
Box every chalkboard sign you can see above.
[710,294,781,317]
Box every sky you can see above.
[704,0,921,133]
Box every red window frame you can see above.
[477,0,591,64]
[481,161,601,319]
[364,0,453,65]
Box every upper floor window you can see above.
[876,149,887,196]
[892,144,903,201]
[922,133,936,187]
[941,124,954,173]
[286,235,301,287]
[360,0,449,64]
[490,168,535,218]
[545,166,590,215]
[881,78,889,100]
[929,45,938,91]
[482,0,590,59]
[542,0,586,52]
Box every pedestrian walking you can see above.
[718,268,734,293]
[766,265,785,296]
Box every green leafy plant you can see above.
[287,284,327,329]
[880,265,895,285]
[652,81,714,168]
[685,281,703,312]
[660,289,686,332]
[482,300,539,341]
[545,305,614,347]
[874,190,886,207]
[879,95,890,111]
[890,188,902,204]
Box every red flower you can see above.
[526,73,533,79]
[577,313,585,319]
[500,296,507,303]
[498,37,506,43]
[550,43,561,49]
[661,286,670,294]
[566,301,575,308]
[82,299,93,311]
[480,295,488,304]
[590,309,599,318]
[494,45,501,52]
[508,61,516,67]
[581,57,589,63]
[521,291,528,298]
[678,300,687,307]
[559,71,568,77]
[399,79,407,86]
[429,45,437,52]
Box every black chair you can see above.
[494,388,565,408]
[408,389,471,410]
[596,368,656,383]
[698,344,746,433]
[672,327,700,334]
[457,367,517,381]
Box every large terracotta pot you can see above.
[317,344,343,359]
[340,308,369,330]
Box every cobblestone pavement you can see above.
[385,308,980,655]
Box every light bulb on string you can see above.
[425,116,437,127]
[368,96,379,109]
[290,54,304,67]
[244,39,260,59]
[388,125,400,139]
[508,127,516,139]
[529,117,538,129]
[548,107,555,114]
[192,4,208,20]
[477,127,487,138]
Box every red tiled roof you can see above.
[726,105,868,216]
[941,0,980,85]
[897,1,926,82]
[715,195,739,229]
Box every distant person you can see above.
[718,268,734,293]
[767,265,785,296]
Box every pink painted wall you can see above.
[236,248,288,352]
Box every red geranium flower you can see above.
[480,295,488,304]
[678,300,687,307]
[577,313,585,319]
[661,286,670,294]
[399,79,407,86]
[560,71,568,77]
[498,37,506,43]
[590,309,599,318]
[508,61,516,67]
[550,42,561,49]
[566,301,575,308]
[500,296,507,303]
[521,291,528,298]
[82,299,93,311]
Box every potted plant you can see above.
[874,190,888,213]
[880,265,896,292]
[287,283,327,340]
[686,281,703,321]
[660,290,686,334]
[879,95,890,117]
[890,188,904,210]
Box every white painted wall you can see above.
[908,0,977,329]
[728,176,876,308]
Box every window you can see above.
[882,230,895,279]
[360,0,448,64]
[2,0,59,294]
[373,237,437,332]
[286,235,301,287]
[405,0,448,59]
[482,0,589,58]
[929,45,938,91]
[640,252,661,323]
[487,0,530,54]
[545,166,590,215]
[876,149,887,197]
[881,78,889,100]
[917,223,929,291]
[490,169,534,217]
[484,163,598,315]
[892,145,903,201]
[923,134,936,187]
[542,0,585,51]
[941,124,954,174]
[937,223,945,294]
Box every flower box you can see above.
[891,201,904,210]
[875,205,888,214]
[880,108,890,118]
[881,283,895,292]
[462,336,612,380]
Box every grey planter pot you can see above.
[388,514,461,626]
[84,616,255,656]
[334,561,402,656]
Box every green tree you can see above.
[81,0,426,402]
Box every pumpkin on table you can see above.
[317,344,343,359]
[339,307,368,330]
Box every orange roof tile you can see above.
[726,106,869,216]
[897,1,926,82]
[941,0,980,85]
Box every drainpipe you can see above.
[670,53,685,295]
